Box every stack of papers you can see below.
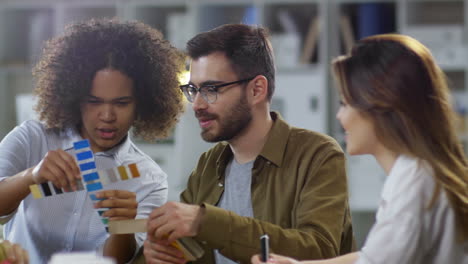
[48,252,115,264]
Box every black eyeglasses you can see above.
[180,77,254,104]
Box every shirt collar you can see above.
[215,111,290,168]
[258,111,290,167]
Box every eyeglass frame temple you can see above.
[179,76,255,102]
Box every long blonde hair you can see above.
[333,34,468,241]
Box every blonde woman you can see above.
[252,34,468,264]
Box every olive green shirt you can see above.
[182,112,354,263]
[133,112,354,263]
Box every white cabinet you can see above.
[275,69,327,133]
[123,1,193,50]
[398,0,468,155]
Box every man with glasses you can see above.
[141,24,354,264]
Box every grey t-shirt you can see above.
[214,158,255,264]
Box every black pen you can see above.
[260,234,269,262]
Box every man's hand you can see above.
[143,239,187,264]
[0,240,29,264]
[31,149,81,191]
[94,190,137,220]
[147,202,205,243]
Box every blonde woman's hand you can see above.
[251,253,301,264]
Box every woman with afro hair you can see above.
[0,18,185,264]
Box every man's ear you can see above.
[249,75,268,104]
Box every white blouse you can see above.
[0,120,168,263]
[357,155,468,264]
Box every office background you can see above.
[0,0,467,248]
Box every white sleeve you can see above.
[134,161,168,247]
[0,122,33,181]
[0,120,46,220]
[356,160,429,264]
[357,211,423,264]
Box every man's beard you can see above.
[196,93,252,143]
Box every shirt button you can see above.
[218,182,223,187]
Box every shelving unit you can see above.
[401,0,468,152]
[0,0,330,202]
[124,1,192,50]
[0,0,467,246]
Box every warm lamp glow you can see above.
[178,70,190,103]
[179,70,190,85]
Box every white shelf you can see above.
[276,64,325,74]
[440,64,468,72]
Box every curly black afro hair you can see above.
[33,18,185,141]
